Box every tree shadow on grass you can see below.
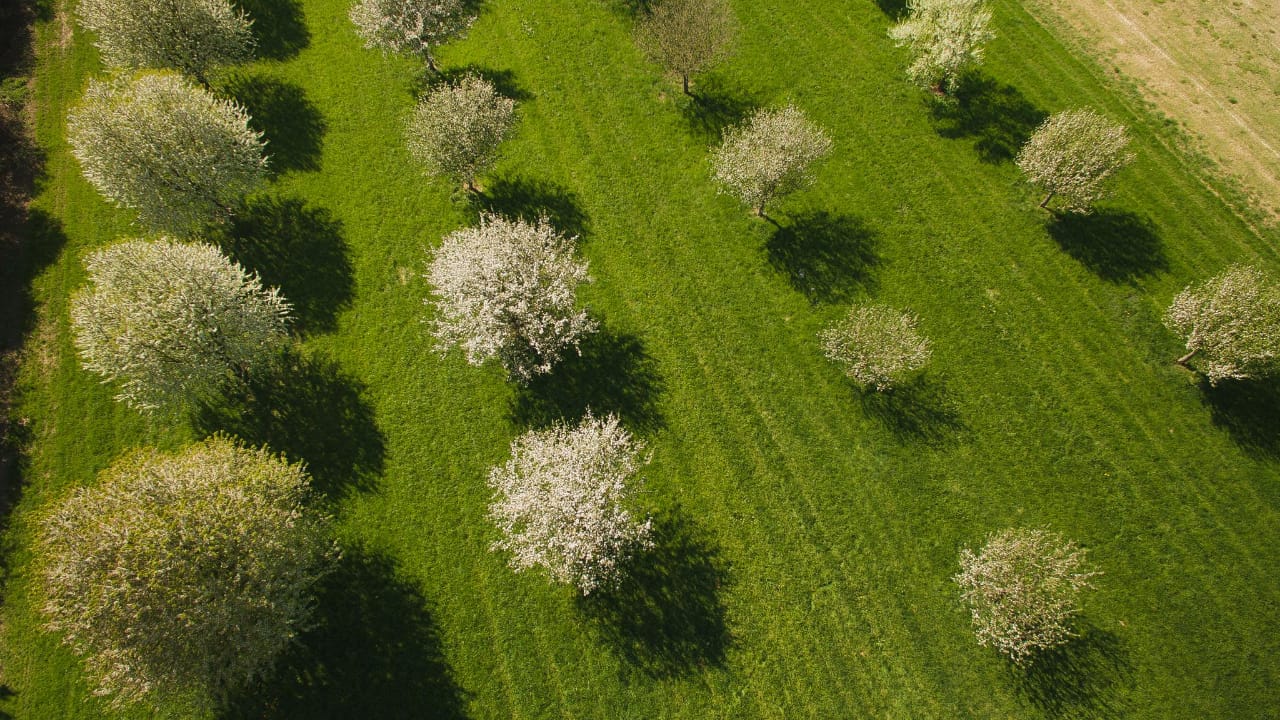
[193,349,384,499]
[473,176,590,239]
[420,65,533,102]
[858,373,964,445]
[766,211,879,304]
[1200,376,1280,460]
[232,0,309,60]
[1046,210,1167,284]
[930,74,1048,164]
[510,328,664,433]
[223,548,467,720]
[1010,624,1131,720]
[577,510,731,679]
[215,195,352,334]
[221,75,325,175]
[679,74,761,142]
[875,0,908,19]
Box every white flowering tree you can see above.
[955,527,1099,666]
[349,0,475,72]
[67,72,267,234]
[425,215,597,382]
[711,104,832,218]
[1016,108,1134,211]
[488,412,653,595]
[36,435,336,709]
[406,74,516,193]
[70,239,291,413]
[1165,264,1280,384]
[75,0,253,85]
[821,305,932,391]
[888,0,994,94]
[636,0,736,96]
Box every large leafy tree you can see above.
[425,214,597,382]
[1165,264,1280,384]
[70,238,291,413]
[711,104,832,218]
[67,72,267,233]
[349,0,476,72]
[821,305,932,391]
[488,412,653,595]
[1016,108,1134,211]
[888,0,994,95]
[36,436,336,709]
[76,0,254,84]
[635,0,736,96]
[406,74,517,193]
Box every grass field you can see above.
[3,0,1280,717]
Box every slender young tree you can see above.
[1164,264,1280,384]
[488,412,653,595]
[349,0,475,72]
[635,0,736,96]
[36,436,336,709]
[76,0,254,85]
[406,74,517,193]
[711,104,832,218]
[955,528,1099,666]
[67,72,267,234]
[1016,108,1134,212]
[70,239,291,413]
[821,304,932,391]
[888,0,994,95]
[425,215,597,382]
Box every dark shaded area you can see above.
[679,74,761,141]
[232,0,309,60]
[1011,625,1131,719]
[1046,210,1167,283]
[858,374,964,445]
[213,195,352,334]
[608,0,653,17]
[193,350,384,499]
[875,0,908,19]
[766,211,879,303]
[930,74,1047,163]
[420,65,533,102]
[474,176,590,239]
[1201,377,1280,460]
[577,511,731,678]
[510,328,664,434]
[221,75,325,175]
[224,548,467,720]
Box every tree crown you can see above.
[76,0,254,81]
[888,0,994,92]
[711,104,832,215]
[349,0,475,66]
[406,74,517,189]
[1016,107,1134,211]
[821,304,932,391]
[636,0,736,91]
[1165,264,1280,384]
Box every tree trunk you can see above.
[1176,347,1199,366]
[1039,191,1055,210]
[466,178,480,195]
[682,74,691,96]
[426,55,439,74]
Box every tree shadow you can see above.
[510,327,664,434]
[223,548,468,720]
[420,65,533,102]
[1046,210,1167,284]
[875,0,908,19]
[192,349,385,499]
[1011,624,1131,719]
[577,510,731,679]
[766,211,879,304]
[474,176,590,240]
[930,74,1047,164]
[858,373,965,445]
[232,0,309,60]
[221,75,325,175]
[678,74,761,142]
[1200,377,1280,460]
[214,195,352,334]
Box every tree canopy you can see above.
[711,104,832,217]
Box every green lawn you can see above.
[4,0,1280,717]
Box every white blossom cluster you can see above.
[636,0,736,95]
[70,239,291,412]
[488,413,653,595]
[75,0,253,82]
[820,305,932,391]
[888,0,994,93]
[349,0,475,69]
[425,215,597,382]
[67,72,268,234]
[37,436,335,708]
[1164,264,1280,384]
[1016,108,1134,212]
[711,104,832,216]
[406,74,516,191]
[954,528,1099,666]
